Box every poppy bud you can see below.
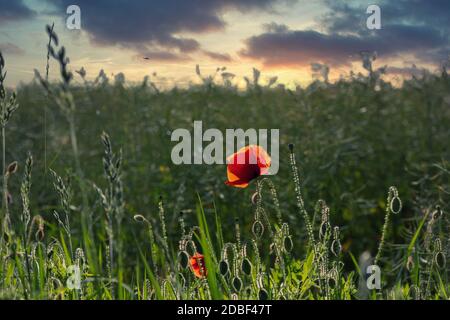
[328,277,337,289]
[283,236,293,253]
[435,251,446,269]
[133,214,146,223]
[219,260,229,276]
[389,196,402,214]
[252,220,264,239]
[232,276,242,292]
[432,206,442,220]
[288,143,294,152]
[241,258,252,275]
[251,192,259,205]
[6,161,18,175]
[178,251,189,269]
[331,239,342,257]
[258,289,269,300]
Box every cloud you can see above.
[386,66,430,77]
[138,50,191,62]
[241,23,446,67]
[0,0,36,24]
[203,51,233,63]
[0,43,25,55]
[47,0,287,61]
[322,0,450,35]
[241,1,450,68]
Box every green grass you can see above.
[0,29,449,299]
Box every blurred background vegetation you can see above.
[6,66,450,271]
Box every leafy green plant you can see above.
[0,27,449,300]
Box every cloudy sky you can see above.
[0,0,449,87]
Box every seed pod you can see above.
[252,220,264,239]
[185,240,197,256]
[6,161,18,175]
[241,258,252,275]
[177,273,186,287]
[432,205,442,220]
[331,240,342,257]
[319,222,327,240]
[283,236,293,253]
[406,256,414,272]
[251,192,259,205]
[258,288,269,300]
[327,276,337,289]
[232,276,243,292]
[435,252,446,269]
[178,251,189,269]
[409,285,421,300]
[219,260,229,276]
[390,196,402,214]
[133,214,146,223]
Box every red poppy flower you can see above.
[190,253,207,278]
[225,145,271,188]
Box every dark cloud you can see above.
[47,0,287,60]
[203,51,232,62]
[241,23,446,67]
[0,43,25,55]
[241,1,450,68]
[0,0,36,24]
[323,0,450,35]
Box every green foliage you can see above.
[0,32,449,299]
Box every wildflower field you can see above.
[0,27,449,301]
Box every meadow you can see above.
[0,27,449,300]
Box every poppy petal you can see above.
[225,179,249,188]
[225,145,272,188]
